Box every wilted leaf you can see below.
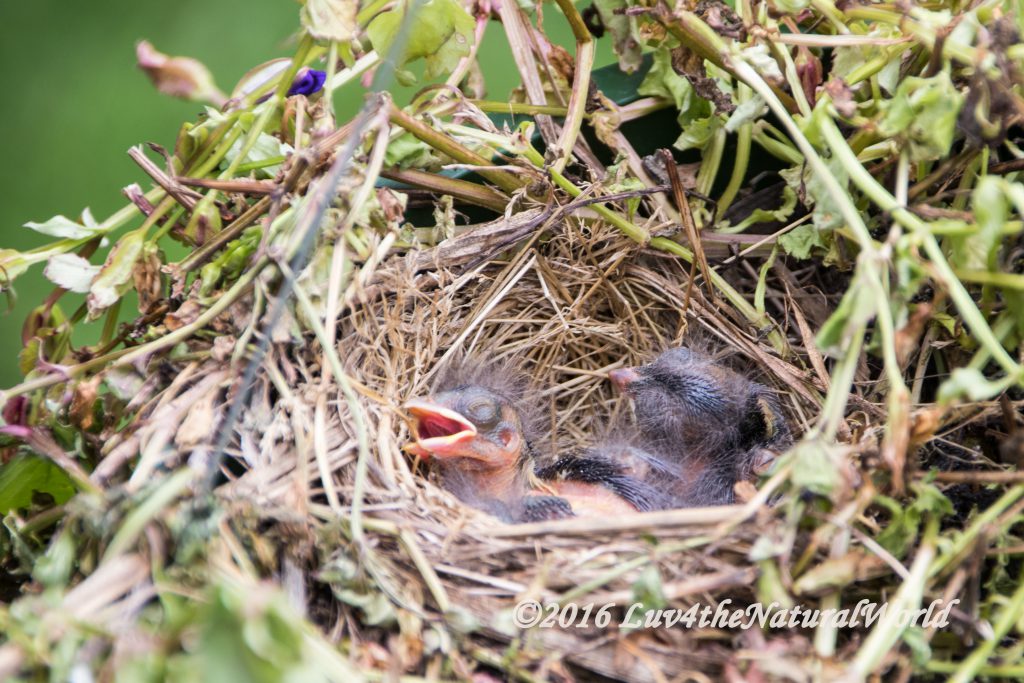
[87,228,148,319]
[231,58,293,100]
[878,72,964,162]
[104,366,146,402]
[792,551,888,595]
[136,40,226,106]
[69,376,102,431]
[165,300,204,330]
[301,0,357,42]
[43,253,100,293]
[176,387,220,449]
[779,221,828,259]
[367,0,475,81]
[132,243,164,313]
[593,0,642,73]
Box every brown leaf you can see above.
[136,40,225,106]
[823,79,856,118]
[175,384,221,449]
[164,300,203,331]
[70,376,102,431]
[132,244,164,314]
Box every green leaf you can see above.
[33,528,76,588]
[724,94,767,132]
[878,72,964,162]
[0,454,77,514]
[384,132,443,170]
[788,439,844,496]
[815,263,878,354]
[937,367,1019,402]
[301,0,357,43]
[638,47,690,110]
[367,0,475,81]
[778,222,827,260]
[24,209,101,240]
[728,185,798,234]
[674,115,720,152]
[631,565,667,611]
[950,176,1007,271]
[87,227,148,319]
[830,27,901,92]
[224,132,293,179]
[876,484,952,558]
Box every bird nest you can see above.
[180,203,823,681]
[4,1,1024,681]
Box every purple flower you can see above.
[288,68,327,97]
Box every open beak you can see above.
[608,367,641,394]
[404,399,478,459]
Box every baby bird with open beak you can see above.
[609,347,792,505]
[404,364,657,521]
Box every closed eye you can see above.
[465,398,498,426]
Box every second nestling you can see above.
[610,347,793,506]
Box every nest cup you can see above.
[216,202,805,679]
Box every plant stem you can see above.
[949,571,1024,683]
[388,105,525,193]
[816,114,1023,380]
[549,0,593,173]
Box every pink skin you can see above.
[608,367,640,394]
[404,397,526,503]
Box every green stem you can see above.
[717,87,753,215]
[845,518,938,680]
[381,168,509,212]
[389,105,525,193]
[470,100,569,116]
[816,114,1023,379]
[549,0,592,173]
[949,571,1024,683]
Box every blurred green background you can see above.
[0,1,599,389]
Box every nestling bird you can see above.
[609,347,792,505]
[404,362,658,521]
